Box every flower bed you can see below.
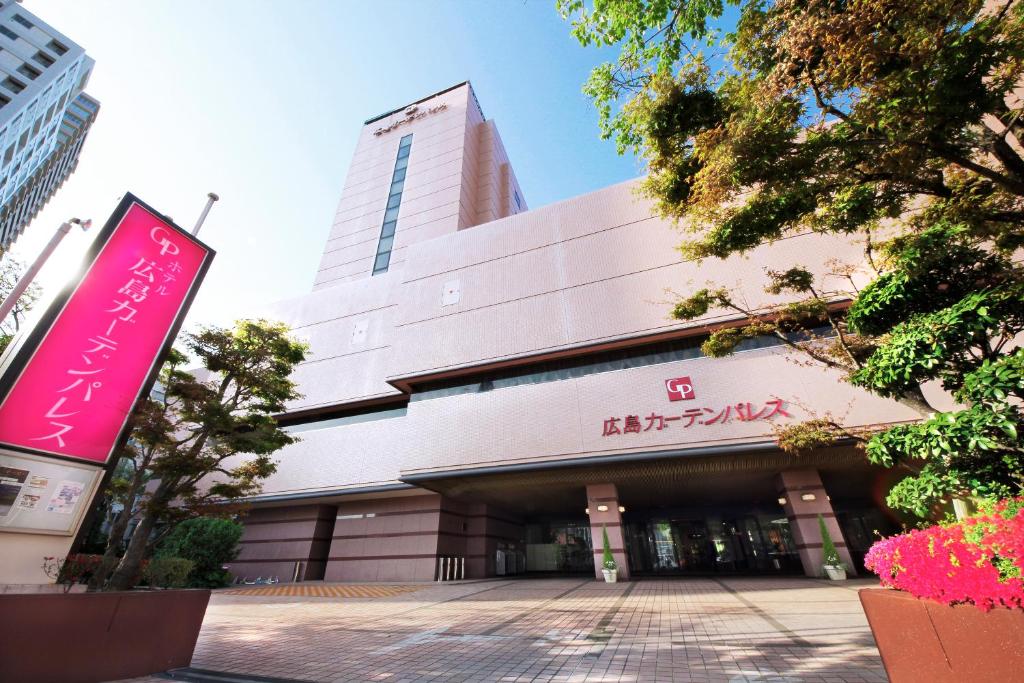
[864,498,1024,611]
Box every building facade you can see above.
[0,0,96,251]
[228,82,918,583]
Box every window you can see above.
[514,190,522,211]
[372,134,413,275]
[32,50,54,68]
[47,39,68,56]
[57,91,68,109]
[3,143,13,166]
[44,103,54,123]
[2,76,25,93]
[0,26,17,41]
[0,94,9,109]
[16,64,40,81]
[17,130,28,150]
[31,116,40,136]
[12,15,33,30]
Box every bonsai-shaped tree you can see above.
[602,524,617,571]
[818,515,842,569]
[90,319,306,591]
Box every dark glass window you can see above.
[32,50,54,68]
[16,64,39,80]
[411,327,836,402]
[12,15,33,29]
[0,94,9,109]
[372,134,412,276]
[2,76,25,93]
[47,39,68,55]
[0,26,17,41]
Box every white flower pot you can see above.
[824,564,847,581]
[602,569,617,583]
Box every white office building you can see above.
[0,0,95,250]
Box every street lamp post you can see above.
[0,217,91,323]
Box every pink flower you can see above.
[865,498,1024,611]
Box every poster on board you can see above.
[0,450,102,535]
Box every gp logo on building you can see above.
[665,376,695,401]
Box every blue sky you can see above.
[11,0,641,329]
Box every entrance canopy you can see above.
[401,444,892,517]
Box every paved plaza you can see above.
[136,577,888,683]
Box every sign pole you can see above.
[0,218,92,323]
[191,192,219,237]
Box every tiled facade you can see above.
[226,83,913,583]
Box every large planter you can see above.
[0,588,210,683]
[860,588,1024,682]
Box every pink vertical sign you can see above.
[0,196,213,464]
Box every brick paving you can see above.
[123,576,887,683]
[220,584,424,598]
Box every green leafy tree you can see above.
[0,257,42,355]
[90,319,306,591]
[561,0,1024,516]
[156,517,243,587]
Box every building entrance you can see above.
[624,510,803,575]
[524,520,594,573]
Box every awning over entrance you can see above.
[400,444,892,517]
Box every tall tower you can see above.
[0,0,96,251]
[312,82,526,290]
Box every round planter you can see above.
[602,569,617,583]
[860,588,1024,682]
[824,565,847,581]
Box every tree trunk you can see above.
[106,509,157,591]
[87,503,134,591]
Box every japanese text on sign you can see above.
[0,201,210,464]
[602,400,792,436]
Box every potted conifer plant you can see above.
[601,525,617,583]
[819,515,847,580]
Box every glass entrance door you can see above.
[626,511,802,575]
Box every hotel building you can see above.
[229,82,919,583]
[0,0,96,250]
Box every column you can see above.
[585,483,631,581]
[776,469,857,577]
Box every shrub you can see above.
[601,525,616,571]
[819,515,842,568]
[156,517,243,588]
[41,554,104,592]
[144,557,194,589]
[865,498,1024,611]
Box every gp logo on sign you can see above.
[665,376,695,401]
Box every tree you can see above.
[156,517,244,587]
[0,257,42,354]
[560,0,1024,516]
[90,319,307,591]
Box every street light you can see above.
[0,217,91,323]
